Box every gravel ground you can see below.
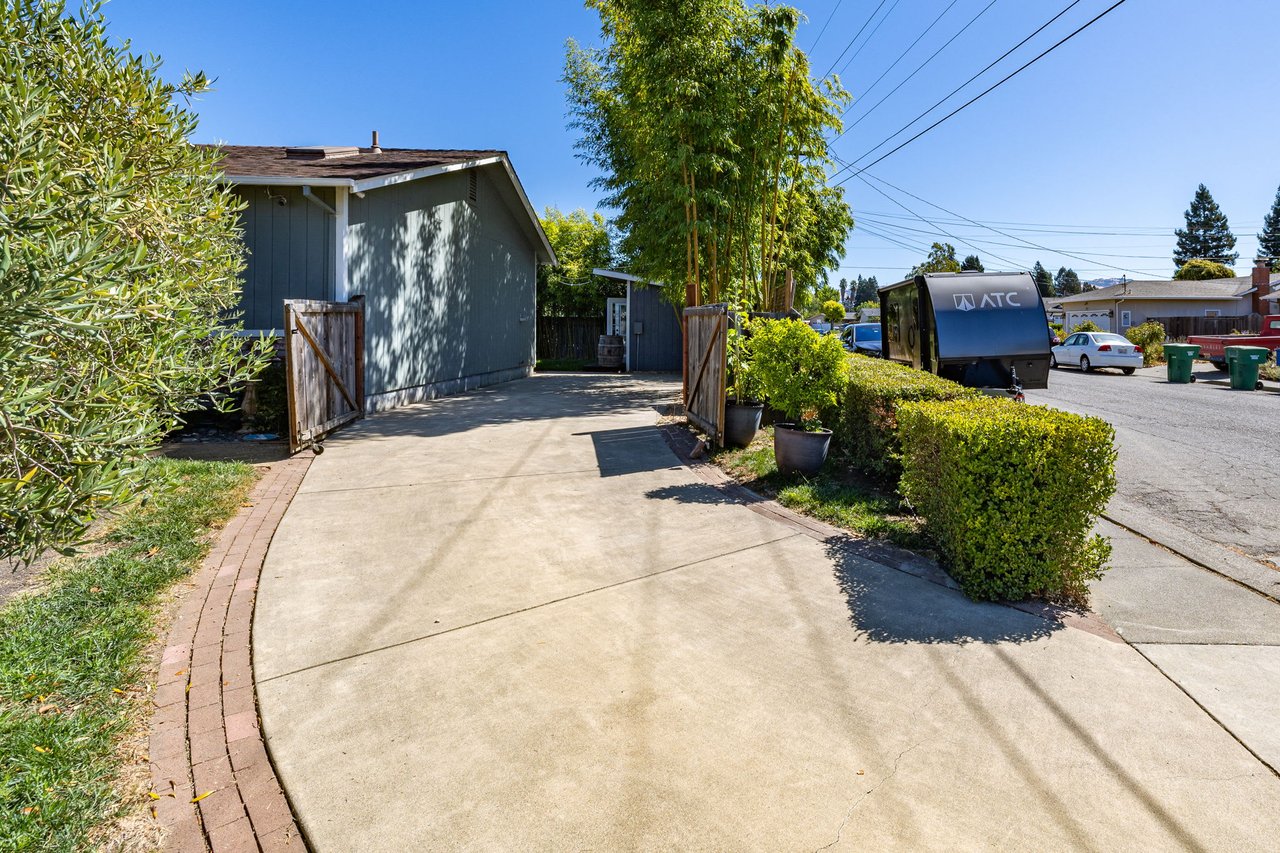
[1025,362,1280,566]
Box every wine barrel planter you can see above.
[598,335,625,369]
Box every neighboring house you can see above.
[205,141,555,411]
[1047,260,1276,332]
[593,269,684,372]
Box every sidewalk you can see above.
[253,374,1280,850]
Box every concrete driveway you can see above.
[255,373,1280,851]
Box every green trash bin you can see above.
[1164,343,1200,383]
[1224,345,1270,390]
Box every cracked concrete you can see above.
[256,374,1280,850]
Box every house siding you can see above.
[347,165,536,402]
[628,283,683,371]
[234,185,335,330]
[1062,297,1247,332]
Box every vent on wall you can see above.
[467,170,478,204]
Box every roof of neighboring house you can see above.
[199,144,554,263]
[200,145,504,183]
[1049,276,1267,307]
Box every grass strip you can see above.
[711,427,928,552]
[0,458,256,851]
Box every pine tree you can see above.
[853,275,878,305]
[1258,184,1280,271]
[1060,268,1082,295]
[961,254,984,272]
[1174,184,1237,271]
[1032,261,1054,298]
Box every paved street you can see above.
[1026,364,1279,569]
[255,374,1280,851]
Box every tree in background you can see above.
[852,274,879,305]
[800,282,840,316]
[960,254,984,272]
[910,242,961,276]
[1174,184,1237,271]
[838,277,849,304]
[1032,261,1054,297]
[1,1,270,561]
[537,207,622,316]
[1055,266,1082,296]
[1258,184,1280,271]
[1172,258,1235,281]
[821,300,845,324]
[565,0,852,313]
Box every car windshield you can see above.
[856,325,881,341]
[1095,334,1129,344]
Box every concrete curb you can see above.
[658,423,1121,643]
[149,456,312,852]
[1103,502,1280,605]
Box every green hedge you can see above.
[833,355,978,480]
[897,397,1116,602]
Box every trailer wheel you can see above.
[1210,359,1227,371]
[1189,375,1197,383]
[1080,356,1092,373]
[1122,367,1135,375]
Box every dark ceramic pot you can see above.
[724,401,764,448]
[773,423,832,476]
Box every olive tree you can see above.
[0,1,269,561]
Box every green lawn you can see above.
[0,459,256,852]
[711,427,927,551]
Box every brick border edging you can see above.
[657,423,1121,643]
[149,456,313,852]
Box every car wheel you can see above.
[1122,367,1135,375]
[1081,356,1092,373]
[1049,352,1058,368]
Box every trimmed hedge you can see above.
[833,355,978,480]
[897,397,1116,602]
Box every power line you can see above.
[839,0,961,119]
[855,169,1170,277]
[838,0,1001,136]
[807,0,844,53]
[834,0,903,78]
[835,0,1120,181]
[819,0,891,80]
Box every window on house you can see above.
[1204,309,1220,318]
[1120,310,1132,327]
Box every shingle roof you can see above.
[1050,276,1265,305]
[198,145,504,182]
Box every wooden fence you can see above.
[283,298,364,454]
[683,304,728,447]
[1148,313,1262,339]
[537,316,606,361]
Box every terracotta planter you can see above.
[773,423,832,476]
[724,401,764,448]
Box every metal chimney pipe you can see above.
[370,130,382,154]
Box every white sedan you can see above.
[1050,332,1144,374]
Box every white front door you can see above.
[606,298,628,337]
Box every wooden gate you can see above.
[283,298,365,454]
[683,304,728,447]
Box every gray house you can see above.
[206,142,555,411]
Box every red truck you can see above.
[1188,315,1280,369]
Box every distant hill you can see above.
[1084,277,1127,290]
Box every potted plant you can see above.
[748,317,847,475]
[724,317,764,447]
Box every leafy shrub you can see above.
[1070,320,1101,333]
[821,300,845,324]
[1049,322,1065,338]
[1125,321,1166,366]
[1173,258,1235,281]
[897,397,1116,603]
[748,318,847,429]
[834,355,977,480]
[726,320,764,403]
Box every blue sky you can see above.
[106,0,1280,283]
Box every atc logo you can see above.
[953,291,1022,311]
[954,293,976,311]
